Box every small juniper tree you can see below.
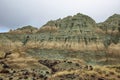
[84,35,88,50]
[84,36,88,46]
[118,26,120,32]
[111,26,115,35]
[22,35,30,46]
[64,37,68,43]
[111,35,119,44]
[103,36,111,62]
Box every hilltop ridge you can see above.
[98,14,120,31]
[39,13,96,33]
[9,25,38,34]
[7,13,120,34]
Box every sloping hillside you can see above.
[97,14,120,32]
[9,25,38,34]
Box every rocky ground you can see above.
[0,50,120,80]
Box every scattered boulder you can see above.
[0,69,10,74]
[98,77,105,80]
[38,59,61,68]
[84,65,93,70]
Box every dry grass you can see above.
[0,37,118,54]
[51,65,120,80]
[52,70,80,78]
[108,43,120,54]
[26,41,105,51]
[23,40,120,55]
[0,39,120,80]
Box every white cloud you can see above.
[0,0,120,32]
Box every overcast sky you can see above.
[0,0,120,32]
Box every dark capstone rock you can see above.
[64,60,66,62]
[75,63,79,66]
[89,65,93,70]
[32,73,36,77]
[0,61,10,69]
[44,77,48,80]
[67,61,72,64]
[105,74,109,77]
[51,68,57,73]
[0,69,9,73]
[22,71,29,75]
[18,77,22,79]
[39,75,44,78]
[84,65,89,70]
[32,78,36,80]
[109,71,114,75]
[13,70,16,73]
[98,77,105,80]
[91,74,95,78]
[3,64,10,68]
[46,71,49,74]
[0,77,3,80]
[38,60,61,68]
[24,76,28,79]
[117,75,120,78]
[9,77,13,80]
[0,61,4,64]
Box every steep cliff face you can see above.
[39,13,97,33]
